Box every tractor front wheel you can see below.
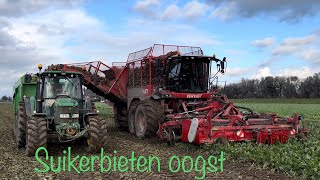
[134,100,165,138]
[15,103,27,148]
[26,116,47,157]
[88,116,108,152]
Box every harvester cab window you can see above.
[167,57,210,92]
[169,62,181,80]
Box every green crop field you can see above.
[95,99,320,179]
[95,102,114,118]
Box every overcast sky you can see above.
[1,0,320,96]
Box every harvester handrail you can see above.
[127,44,203,62]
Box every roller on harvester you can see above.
[50,44,307,146]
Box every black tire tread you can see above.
[114,105,128,129]
[26,116,47,157]
[16,103,27,148]
[135,99,165,138]
[88,116,108,152]
[128,101,139,133]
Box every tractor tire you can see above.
[134,99,165,138]
[128,101,139,134]
[15,103,27,148]
[114,105,128,130]
[88,116,108,152]
[26,116,47,157]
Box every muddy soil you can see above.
[0,102,294,180]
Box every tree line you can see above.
[1,95,13,102]
[220,73,320,99]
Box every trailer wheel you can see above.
[134,99,165,138]
[128,101,139,134]
[15,103,27,148]
[26,116,47,157]
[88,116,108,152]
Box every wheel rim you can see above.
[136,110,146,133]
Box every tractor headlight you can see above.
[72,114,79,118]
[60,114,70,118]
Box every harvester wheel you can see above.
[15,103,27,148]
[88,116,108,152]
[128,101,139,134]
[114,105,128,130]
[26,116,47,157]
[134,99,165,138]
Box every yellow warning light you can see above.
[38,64,43,70]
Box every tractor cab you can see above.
[35,70,88,139]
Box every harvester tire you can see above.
[15,103,27,148]
[134,99,165,138]
[26,116,47,157]
[88,116,108,152]
[128,101,139,134]
[114,105,128,130]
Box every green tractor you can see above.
[13,64,108,156]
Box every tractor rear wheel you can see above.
[88,116,108,152]
[15,103,27,148]
[26,116,47,157]
[134,99,165,138]
[128,101,139,134]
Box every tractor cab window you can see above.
[43,75,82,99]
[167,57,210,92]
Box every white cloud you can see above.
[134,0,160,16]
[226,67,249,77]
[272,33,320,64]
[277,66,314,78]
[252,67,272,79]
[137,0,209,21]
[281,34,317,46]
[300,47,320,64]
[209,2,237,21]
[207,0,320,22]
[0,0,83,17]
[183,0,209,19]
[251,37,275,48]
[160,4,181,20]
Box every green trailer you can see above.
[13,74,38,148]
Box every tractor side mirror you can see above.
[220,57,226,73]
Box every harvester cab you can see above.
[166,54,226,93]
[13,64,108,156]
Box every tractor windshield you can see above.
[168,58,210,92]
[43,75,82,99]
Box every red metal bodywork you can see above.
[47,44,307,145]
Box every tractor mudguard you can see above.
[23,96,36,117]
[24,96,46,117]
